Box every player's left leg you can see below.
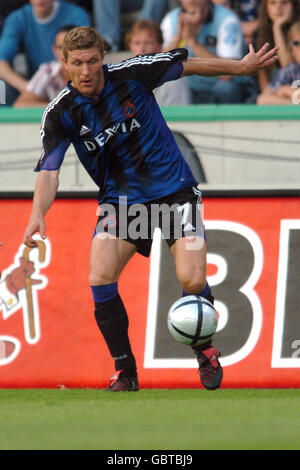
[170,236,223,390]
[90,234,139,391]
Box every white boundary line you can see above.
[144,221,264,368]
[272,219,300,368]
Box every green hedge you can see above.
[0,104,299,123]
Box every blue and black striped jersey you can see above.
[36,48,197,204]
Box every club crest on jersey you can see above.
[83,118,141,152]
[122,101,136,118]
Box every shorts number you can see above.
[177,202,191,228]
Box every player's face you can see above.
[64,47,105,99]
[266,0,292,22]
[29,0,54,18]
[129,30,162,56]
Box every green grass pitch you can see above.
[0,388,299,450]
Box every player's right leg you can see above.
[89,233,139,391]
[170,235,223,390]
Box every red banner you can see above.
[0,196,299,388]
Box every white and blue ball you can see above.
[167,295,218,346]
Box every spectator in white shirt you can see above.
[161,0,258,103]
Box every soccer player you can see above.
[23,26,278,391]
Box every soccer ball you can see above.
[167,295,218,346]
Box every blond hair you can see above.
[63,26,105,59]
[124,20,163,49]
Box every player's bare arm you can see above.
[182,43,279,77]
[23,170,59,248]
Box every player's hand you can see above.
[23,215,46,248]
[240,43,279,75]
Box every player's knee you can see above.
[177,268,206,294]
[182,279,207,294]
[89,270,118,286]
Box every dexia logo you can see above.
[83,118,141,151]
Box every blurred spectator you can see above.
[257,20,300,104]
[93,0,175,51]
[125,19,190,105]
[239,0,260,44]
[64,0,93,11]
[0,0,27,34]
[140,0,180,23]
[256,0,299,91]
[161,0,258,103]
[0,0,90,105]
[212,0,261,44]
[13,25,75,108]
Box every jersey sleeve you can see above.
[34,107,71,172]
[105,48,188,91]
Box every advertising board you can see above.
[0,195,299,388]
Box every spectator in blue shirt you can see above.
[0,0,27,34]
[0,0,90,104]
